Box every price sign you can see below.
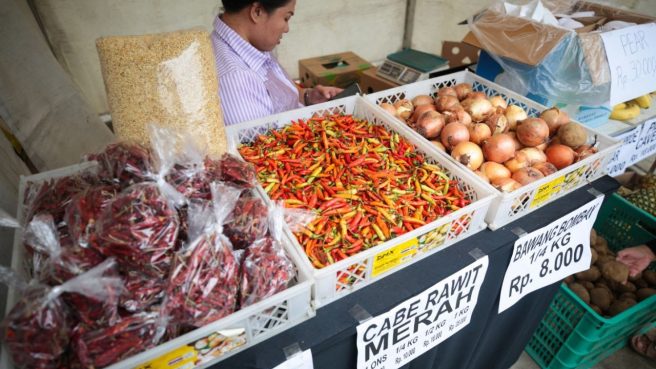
[601,23,656,106]
[606,126,642,176]
[635,118,656,162]
[499,196,604,313]
[356,257,488,369]
[273,349,314,369]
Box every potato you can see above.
[590,228,598,246]
[576,266,601,282]
[589,304,603,315]
[619,292,636,301]
[634,278,649,289]
[590,248,598,266]
[601,261,629,284]
[595,236,609,251]
[590,288,613,310]
[564,275,575,284]
[636,288,656,301]
[569,283,590,304]
[643,270,656,287]
[582,281,595,291]
[594,281,611,291]
[595,254,615,267]
[611,280,636,294]
[607,299,636,316]
[628,271,643,282]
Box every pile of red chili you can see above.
[239,114,472,268]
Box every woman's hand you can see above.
[616,245,656,277]
[304,85,344,105]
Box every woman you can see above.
[211,0,343,125]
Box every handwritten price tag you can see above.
[605,126,642,177]
[499,196,604,313]
[601,23,656,106]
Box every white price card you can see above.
[601,23,656,106]
[273,349,314,369]
[635,118,656,163]
[499,196,604,313]
[605,125,642,177]
[356,257,489,369]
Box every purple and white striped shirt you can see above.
[211,16,302,126]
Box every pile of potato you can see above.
[564,229,656,317]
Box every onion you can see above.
[474,170,490,183]
[379,102,398,117]
[415,111,446,139]
[482,133,516,163]
[444,108,472,126]
[469,123,492,145]
[489,95,508,110]
[507,131,523,150]
[485,113,509,134]
[491,177,522,192]
[438,86,457,98]
[411,104,437,123]
[535,142,548,151]
[451,142,484,170]
[454,83,473,101]
[516,118,549,147]
[575,144,598,162]
[505,105,528,131]
[532,162,558,177]
[393,99,414,120]
[480,161,511,181]
[435,95,461,112]
[557,122,588,148]
[545,144,575,169]
[519,147,547,165]
[512,167,544,186]
[440,122,470,151]
[504,151,531,173]
[430,140,446,151]
[540,107,570,136]
[462,98,493,122]
[466,91,487,100]
[412,95,434,107]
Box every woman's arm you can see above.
[301,85,344,105]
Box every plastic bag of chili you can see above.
[164,183,243,327]
[85,142,152,188]
[217,153,257,188]
[65,185,118,249]
[239,203,314,307]
[223,190,269,251]
[1,259,124,369]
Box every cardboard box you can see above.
[359,68,400,94]
[299,52,372,88]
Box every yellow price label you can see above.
[530,175,565,209]
[372,238,418,277]
[135,346,197,369]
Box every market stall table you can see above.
[212,176,619,369]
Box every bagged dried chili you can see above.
[224,190,268,250]
[218,153,256,188]
[119,269,166,313]
[164,183,242,327]
[65,185,118,248]
[71,312,163,368]
[86,143,152,187]
[94,183,180,278]
[23,174,92,230]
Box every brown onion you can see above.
[512,167,544,186]
[412,95,434,107]
[411,104,437,123]
[482,134,516,163]
[453,83,473,101]
[486,113,509,134]
[504,151,531,173]
[491,177,522,192]
[474,170,490,183]
[444,108,472,126]
[441,122,470,151]
[575,144,598,162]
[505,105,528,131]
[506,131,523,150]
[540,107,570,136]
[435,95,461,112]
[532,162,558,176]
[451,142,484,170]
[438,86,457,98]
[480,161,511,181]
[469,123,492,145]
[466,91,487,100]
[415,111,446,139]
[430,140,446,151]
[489,95,508,110]
[535,142,548,151]
[546,144,575,169]
[516,118,549,147]
[394,99,413,120]
[462,98,493,122]
[519,147,547,165]
[379,102,398,117]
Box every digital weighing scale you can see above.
[376,48,449,85]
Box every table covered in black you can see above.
[213,176,619,369]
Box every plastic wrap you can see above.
[85,143,152,188]
[467,0,615,105]
[218,153,257,188]
[96,28,227,157]
[93,182,180,279]
[224,190,268,250]
[119,270,166,313]
[165,183,243,327]
[65,185,118,248]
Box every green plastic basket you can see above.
[525,193,656,369]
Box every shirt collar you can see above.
[213,15,271,73]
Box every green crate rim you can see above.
[607,193,656,226]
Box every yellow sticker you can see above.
[530,175,565,209]
[136,346,197,369]
[372,237,418,277]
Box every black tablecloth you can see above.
[213,176,619,369]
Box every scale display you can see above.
[376,59,447,85]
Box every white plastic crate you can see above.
[226,95,495,307]
[363,70,622,230]
[3,162,314,369]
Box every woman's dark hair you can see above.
[222,0,292,14]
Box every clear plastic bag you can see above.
[218,153,257,188]
[93,182,180,279]
[119,269,167,313]
[85,142,152,188]
[65,185,118,248]
[165,183,243,327]
[96,28,227,157]
[224,190,269,250]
